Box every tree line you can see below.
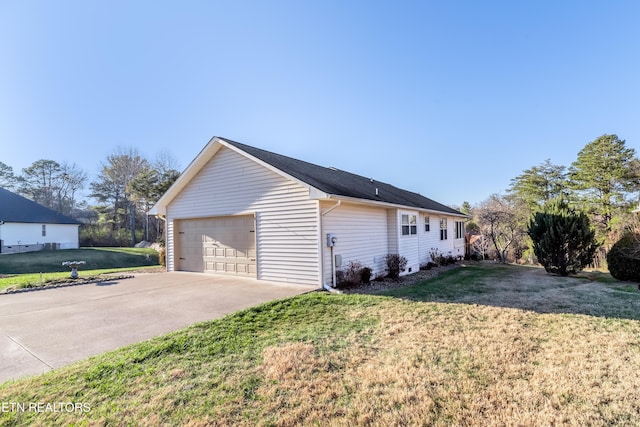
[0,149,180,246]
[465,134,640,268]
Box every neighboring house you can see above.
[0,187,80,254]
[150,137,467,287]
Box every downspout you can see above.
[322,199,341,216]
[321,200,341,293]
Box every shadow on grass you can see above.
[376,263,640,321]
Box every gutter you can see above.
[320,195,468,218]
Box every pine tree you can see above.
[508,159,568,212]
[0,161,17,190]
[528,199,599,276]
[569,134,639,237]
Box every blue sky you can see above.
[1,1,639,206]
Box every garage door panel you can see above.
[176,215,256,276]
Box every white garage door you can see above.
[176,215,256,276]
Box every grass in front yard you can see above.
[381,263,640,320]
[2,265,640,425]
[0,247,159,275]
[378,263,514,301]
[0,247,160,292]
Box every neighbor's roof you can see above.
[151,136,465,217]
[220,138,464,216]
[0,187,80,224]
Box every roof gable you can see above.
[0,187,80,224]
[220,138,464,216]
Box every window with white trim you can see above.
[42,225,46,237]
[455,221,465,239]
[424,216,430,232]
[402,214,417,236]
[440,218,448,240]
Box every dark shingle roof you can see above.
[0,187,80,224]
[220,138,463,216]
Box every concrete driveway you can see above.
[0,272,313,384]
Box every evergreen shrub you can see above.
[528,199,599,276]
[607,232,640,282]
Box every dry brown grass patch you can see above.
[251,300,640,426]
[262,342,318,382]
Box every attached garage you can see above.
[150,137,466,288]
[175,215,256,277]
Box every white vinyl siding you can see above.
[321,202,389,283]
[453,219,466,258]
[398,210,420,274]
[418,213,442,265]
[166,147,320,286]
[386,209,398,254]
[166,220,176,271]
[0,222,79,250]
[418,214,465,262]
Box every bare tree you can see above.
[56,163,87,215]
[476,194,524,263]
[470,232,491,260]
[154,149,181,175]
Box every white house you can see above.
[0,187,80,254]
[150,137,467,288]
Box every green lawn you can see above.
[0,247,160,292]
[1,264,640,426]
